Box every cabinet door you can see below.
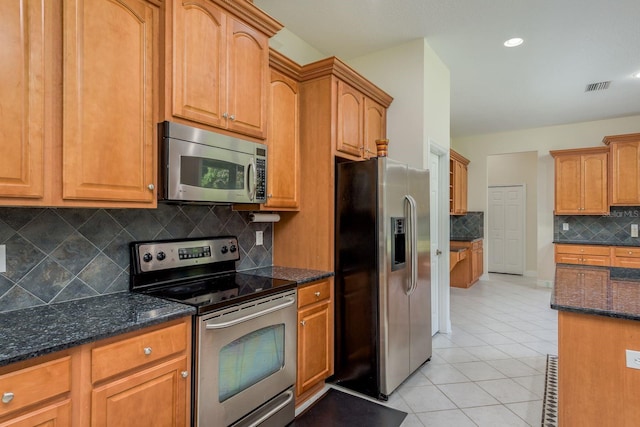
[363,98,386,159]
[554,154,582,213]
[610,141,640,205]
[297,301,331,397]
[336,81,364,158]
[226,17,268,138]
[172,0,226,129]
[453,161,467,215]
[62,0,157,204]
[0,0,48,200]
[0,400,71,427]
[581,152,608,214]
[91,357,188,427]
[266,69,299,209]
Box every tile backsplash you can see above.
[0,205,272,313]
[554,206,640,245]
[450,211,484,239]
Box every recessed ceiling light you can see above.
[504,38,524,48]
[633,71,640,79]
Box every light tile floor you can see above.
[391,273,557,427]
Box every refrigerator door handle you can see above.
[405,195,418,295]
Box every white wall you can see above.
[487,151,538,274]
[453,114,640,283]
[268,28,326,65]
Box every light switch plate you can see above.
[0,245,5,273]
[256,231,264,246]
[626,349,640,369]
[562,223,569,231]
[632,224,638,238]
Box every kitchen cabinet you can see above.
[450,239,483,288]
[264,50,301,210]
[273,56,392,272]
[603,133,640,205]
[0,318,191,426]
[554,244,611,266]
[168,0,282,139]
[612,246,640,269]
[0,354,72,426]
[550,147,608,215]
[450,150,469,215]
[296,279,333,404]
[0,0,159,208]
[554,266,608,310]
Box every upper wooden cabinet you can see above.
[603,133,640,206]
[0,0,159,208]
[450,149,469,215]
[550,147,608,215]
[168,0,282,139]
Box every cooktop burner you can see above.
[129,236,296,315]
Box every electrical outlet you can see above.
[0,245,5,273]
[256,231,263,246]
[632,224,639,238]
[626,349,640,369]
[562,223,569,231]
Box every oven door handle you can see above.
[205,296,296,330]
[245,389,294,427]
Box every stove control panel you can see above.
[134,237,240,272]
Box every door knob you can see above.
[436,249,442,255]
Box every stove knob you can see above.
[221,246,228,254]
[229,244,237,253]
[156,251,166,261]
[143,253,153,262]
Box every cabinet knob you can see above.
[229,114,236,121]
[222,112,228,119]
[300,320,306,326]
[148,184,155,191]
[143,347,152,355]
[268,194,273,198]
[629,251,633,255]
[181,371,189,378]
[2,392,14,404]
[314,291,321,297]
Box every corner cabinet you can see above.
[550,147,608,215]
[603,133,640,206]
[168,0,282,139]
[450,149,469,215]
[296,279,333,404]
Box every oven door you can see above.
[196,290,297,427]
[164,137,261,204]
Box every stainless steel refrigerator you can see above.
[333,157,431,400]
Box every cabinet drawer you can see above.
[555,244,610,256]
[614,247,640,258]
[471,240,483,250]
[92,322,188,383]
[298,280,331,308]
[0,357,71,417]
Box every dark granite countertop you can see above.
[553,240,640,247]
[243,266,334,285]
[450,247,467,253]
[551,264,640,321]
[0,293,195,367]
[451,236,483,242]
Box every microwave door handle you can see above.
[247,160,256,201]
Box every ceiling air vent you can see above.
[585,81,611,92]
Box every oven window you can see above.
[218,324,285,402]
[180,156,244,190]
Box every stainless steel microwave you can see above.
[159,121,267,204]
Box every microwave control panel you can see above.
[256,158,266,202]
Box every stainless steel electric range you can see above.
[130,236,297,427]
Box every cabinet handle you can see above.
[314,291,321,297]
[2,392,14,404]
[629,251,633,255]
[143,347,152,355]
[222,112,228,119]
[229,114,236,121]
[268,194,273,198]
[147,184,155,191]
[300,320,306,326]
[181,371,189,378]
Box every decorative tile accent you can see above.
[555,207,640,245]
[0,205,273,313]
[542,354,558,427]
[451,211,484,239]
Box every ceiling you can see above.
[255,0,640,138]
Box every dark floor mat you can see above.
[290,388,407,427]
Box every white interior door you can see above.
[429,154,439,335]
[488,185,525,274]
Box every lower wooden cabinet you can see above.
[611,246,640,269]
[555,266,608,310]
[296,279,333,404]
[554,243,611,266]
[0,318,191,426]
[450,240,483,288]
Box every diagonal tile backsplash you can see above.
[0,205,272,313]
[554,206,640,245]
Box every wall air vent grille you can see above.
[585,81,611,92]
